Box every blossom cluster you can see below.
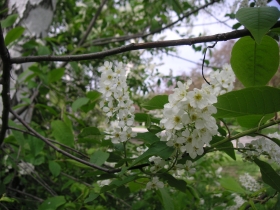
[18,161,35,176]
[159,64,235,159]
[239,173,262,192]
[238,132,280,166]
[98,61,136,144]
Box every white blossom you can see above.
[18,161,34,176]
[146,177,164,190]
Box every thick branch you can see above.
[0,24,11,145]
[10,21,280,64]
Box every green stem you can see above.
[206,119,280,152]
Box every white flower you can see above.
[239,173,262,192]
[146,177,164,190]
[187,88,209,109]
[18,161,34,175]
[176,160,196,175]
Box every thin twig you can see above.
[10,20,280,64]
[8,126,90,159]
[61,172,93,188]
[0,23,11,145]
[10,108,116,173]
[7,187,44,202]
[78,0,107,46]
[201,41,218,85]
[219,118,231,139]
[83,0,220,47]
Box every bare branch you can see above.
[8,126,89,159]
[78,0,108,46]
[9,108,117,173]
[83,0,220,47]
[10,21,280,64]
[7,187,44,202]
[0,24,11,145]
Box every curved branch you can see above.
[0,24,11,145]
[10,108,115,173]
[10,21,280,64]
[83,0,220,47]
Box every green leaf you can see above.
[86,90,102,101]
[213,86,280,118]
[136,132,160,144]
[231,36,279,87]
[78,127,101,138]
[158,188,174,210]
[100,175,138,193]
[51,120,74,147]
[38,45,50,55]
[90,151,109,166]
[254,158,280,192]
[236,113,274,128]
[236,7,280,44]
[1,14,18,28]
[210,136,236,160]
[0,196,17,203]
[134,113,160,124]
[48,161,61,177]
[28,135,45,157]
[84,192,99,203]
[72,97,90,112]
[220,177,246,194]
[269,138,280,148]
[38,196,66,210]
[159,173,187,193]
[48,68,65,84]
[141,95,168,110]
[130,141,174,167]
[5,26,25,46]
[64,159,92,169]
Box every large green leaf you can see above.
[51,120,74,147]
[49,161,61,177]
[28,135,45,157]
[213,86,280,118]
[48,68,65,84]
[78,127,101,138]
[136,132,160,145]
[1,14,18,28]
[159,173,188,193]
[236,7,280,44]
[38,196,66,210]
[72,97,90,112]
[158,188,174,210]
[90,151,109,166]
[5,26,25,46]
[231,36,279,87]
[254,158,280,192]
[220,177,246,194]
[86,90,102,101]
[236,113,274,128]
[141,95,168,110]
[130,141,174,167]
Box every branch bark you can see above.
[0,24,11,145]
[10,21,280,64]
